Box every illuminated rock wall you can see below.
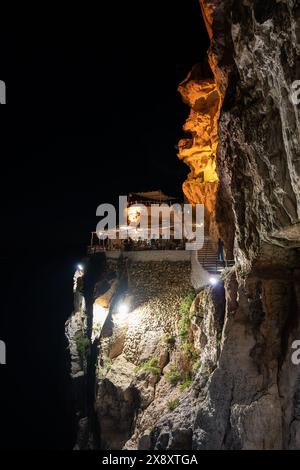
[178,65,221,240]
[152,0,300,450]
[66,1,300,451]
[178,0,234,249]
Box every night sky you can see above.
[0,1,208,449]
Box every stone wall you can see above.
[106,250,191,262]
[94,256,195,449]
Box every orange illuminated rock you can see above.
[177,0,229,240]
[177,66,222,237]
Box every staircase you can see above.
[197,236,218,273]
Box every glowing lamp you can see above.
[128,206,142,223]
[118,302,129,316]
[209,277,218,286]
[77,264,84,272]
[93,304,106,323]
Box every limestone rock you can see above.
[152,0,300,450]
[66,1,300,451]
[96,355,138,450]
[178,64,221,240]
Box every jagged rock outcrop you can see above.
[178,63,221,241]
[65,267,89,449]
[151,0,300,450]
[154,249,300,449]
[65,254,115,449]
[217,0,300,266]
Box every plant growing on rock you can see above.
[167,398,180,412]
[181,341,198,361]
[135,357,161,379]
[192,359,202,373]
[75,334,90,367]
[179,290,196,315]
[177,315,191,342]
[178,371,192,392]
[177,291,195,344]
[162,334,176,350]
[165,366,181,385]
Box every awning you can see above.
[129,190,177,202]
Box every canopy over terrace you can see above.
[128,190,178,205]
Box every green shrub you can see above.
[162,334,176,350]
[179,291,196,315]
[178,371,192,392]
[193,360,202,373]
[75,334,90,366]
[165,366,181,385]
[177,315,191,342]
[167,398,180,412]
[177,291,195,344]
[136,357,161,378]
[181,341,198,360]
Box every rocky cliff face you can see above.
[177,63,221,241]
[151,0,300,450]
[216,0,300,265]
[65,267,89,448]
[67,253,205,450]
[66,0,300,450]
